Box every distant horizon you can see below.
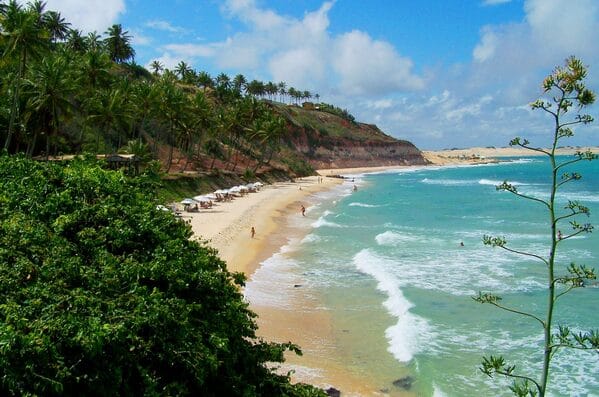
[41,0,599,149]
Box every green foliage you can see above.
[474,57,598,396]
[317,103,356,124]
[281,153,315,177]
[0,154,321,396]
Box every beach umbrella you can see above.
[193,195,211,203]
[254,181,263,186]
[214,189,228,194]
[204,193,218,200]
[229,186,242,193]
[156,204,170,211]
[181,198,196,205]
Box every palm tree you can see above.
[150,60,163,76]
[232,74,247,96]
[303,90,312,103]
[65,29,87,53]
[278,81,286,102]
[85,31,102,51]
[104,24,134,63]
[85,88,133,153]
[196,71,213,91]
[23,54,75,157]
[175,61,190,80]
[215,72,231,89]
[246,80,265,98]
[42,10,70,43]
[265,82,277,101]
[1,0,50,150]
[156,76,185,172]
[76,49,111,89]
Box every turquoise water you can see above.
[246,157,599,396]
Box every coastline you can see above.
[187,175,343,276]
[186,166,411,395]
[185,147,594,394]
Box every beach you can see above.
[184,147,599,395]
[185,168,411,395]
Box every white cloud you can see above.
[163,43,216,58]
[130,30,151,46]
[44,0,125,33]
[158,1,422,96]
[150,0,598,150]
[145,20,187,34]
[473,28,498,62]
[332,30,424,95]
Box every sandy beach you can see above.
[186,175,342,275]
[182,147,599,394]
[185,169,409,395]
[422,145,599,165]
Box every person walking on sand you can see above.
[301,205,306,216]
[251,226,255,239]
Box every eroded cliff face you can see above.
[276,105,429,169]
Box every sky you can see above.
[44,0,599,150]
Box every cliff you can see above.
[271,102,428,169]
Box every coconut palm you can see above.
[65,29,87,53]
[22,54,75,157]
[76,49,111,89]
[104,24,134,63]
[278,81,286,102]
[1,0,50,150]
[232,74,247,95]
[175,60,190,80]
[150,60,163,76]
[85,31,102,51]
[42,10,70,43]
[85,88,133,153]
[196,71,213,91]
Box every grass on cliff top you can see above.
[270,102,397,142]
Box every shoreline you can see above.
[185,149,588,394]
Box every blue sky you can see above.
[46,0,598,149]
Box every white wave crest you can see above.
[348,202,380,208]
[311,217,343,228]
[375,230,419,245]
[353,249,432,362]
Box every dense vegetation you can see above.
[0,154,325,396]
[0,0,333,176]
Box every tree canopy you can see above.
[0,154,324,396]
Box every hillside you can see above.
[271,102,428,170]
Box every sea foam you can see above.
[353,249,432,362]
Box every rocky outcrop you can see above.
[274,104,428,169]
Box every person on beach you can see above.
[251,226,255,238]
[301,205,306,216]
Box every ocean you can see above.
[245,156,599,396]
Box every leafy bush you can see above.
[0,154,324,396]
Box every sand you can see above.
[182,147,596,394]
[422,146,599,165]
[185,176,342,275]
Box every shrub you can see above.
[0,154,323,396]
